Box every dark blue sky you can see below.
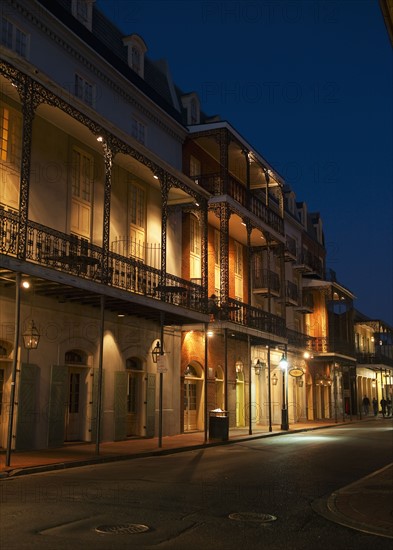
[96,0,393,326]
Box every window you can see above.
[189,155,201,180]
[234,241,243,276]
[131,46,141,73]
[190,215,201,256]
[1,17,28,57]
[0,104,22,167]
[129,182,146,260]
[71,0,94,30]
[72,148,92,202]
[123,34,147,77]
[65,349,87,364]
[129,183,145,228]
[131,117,146,144]
[75,74,94,106]
[71,147,93,238]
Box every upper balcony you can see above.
[294,248,324,277]
[308,336,355,358]
[284,235,297,262]
[356,352,393,368]
[193,172,284,235]
[252,267,280,297]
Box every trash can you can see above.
[209,410,229,441]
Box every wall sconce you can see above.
[184,365,192,376]
[253,359,266,376]
[272,373,278,386]
[23,320,40,350]
[235,360,243,374]
[297,378,304,387]
[151,341,161,363]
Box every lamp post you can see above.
[279,353,289,430]
[6,317,40,467]
[151,340,163,447]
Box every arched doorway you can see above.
[184,362,204,431]
[64,349,89,441]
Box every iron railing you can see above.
[195,172,284,235]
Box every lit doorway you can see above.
[125,357,144,436]
[65,367,87,441]
[184,362,204,432]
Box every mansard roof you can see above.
[37,0,183,123]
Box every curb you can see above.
[0,423,336,479]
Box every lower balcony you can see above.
[0,209,206,315]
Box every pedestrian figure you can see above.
[380,397,387,417]
[387,398,392,417]
[372,397,378,416]
[362,395,370,415]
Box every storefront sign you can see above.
[289,367,304,377]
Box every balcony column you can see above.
[159,172,171,289]
[200,198,208,302]
[99,137,116,281]
[218,128,229,194]
[218,203,230,307]
[263,167,270,207]
[246,220,252,305]
[242,149,251,209]
[17,76,41,259]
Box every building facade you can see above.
[0,0,391,456]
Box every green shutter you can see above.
[145,373,156,437]
[90,368,104,441]
[114,371,127,441]
[15,363,38,450]
[47,365,67,447]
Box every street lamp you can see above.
[151,341,160,363]
[23,320,40,350]
[279,353,289,430]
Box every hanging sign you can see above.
[157,355,168,373]
[289,367,304,378]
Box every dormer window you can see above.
[123,34,147,78]
[181,93,200,125]
[71,0,95,31]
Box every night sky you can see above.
[96,0,393,326]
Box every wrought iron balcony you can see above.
[193,172,284,235]
[309,336,355,357]
[284,235,297,261]
[285,280,299,305]
[206,295,286,337]
[356,352,393,368]
[295,291,314,313]
[252,267,280,296]
[294,249,324,277]
[0,208,206,313]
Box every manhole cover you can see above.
[95,523,150,535]
[228,512,277,523]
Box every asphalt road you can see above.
[1,423,392,550]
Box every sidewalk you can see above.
[1,417,392,539]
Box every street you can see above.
[1,422,392,550]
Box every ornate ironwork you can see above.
[17,78,42,259]
[160,173,170,292]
